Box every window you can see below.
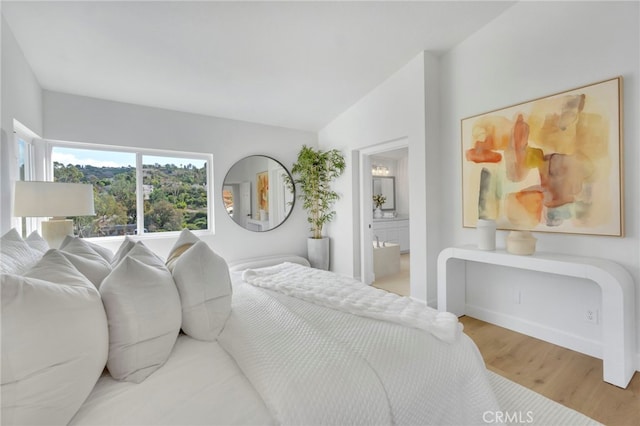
[49,142,212,239]
[14,121,39,237]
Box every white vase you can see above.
[374,208,383,219]
[307,237,330,270]
[506,231,537,255]
[476,219,496,250]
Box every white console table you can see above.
[437,246,636,388]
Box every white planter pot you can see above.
[307,237,330,270]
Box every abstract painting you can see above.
[462,77,623,236]
[256,170,269,213]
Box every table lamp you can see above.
[14,181,96,249]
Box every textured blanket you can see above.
[242,262,462,343]
[218,265,502,425]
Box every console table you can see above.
[437,246,636,388]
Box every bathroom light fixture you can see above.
[14,181,95,248]
[372,164,389,176]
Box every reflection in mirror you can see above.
[222,155,295,232]
[372,176,395,210]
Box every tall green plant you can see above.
[290,145,346,239]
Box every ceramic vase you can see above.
[506,230,537,255]
[477,219,496,250]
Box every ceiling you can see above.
[2,1,515,132]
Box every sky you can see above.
[52,147,206,168]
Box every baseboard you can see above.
[465,304,603,360]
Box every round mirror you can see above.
[222,155,295,232]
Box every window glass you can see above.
[52,147,136,237]
[18,139,26,180]
[49,146,211,238]
[142,155,208,232]
[17,138,27,235]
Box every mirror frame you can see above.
[222,155,295,232]
[372,176,396,211]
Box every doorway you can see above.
[358,139,410,296]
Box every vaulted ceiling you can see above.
[2,1,514,131]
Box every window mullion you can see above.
[136,153,144,236]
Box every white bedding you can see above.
[69,335,274,425]
[72,259,501,426]
[219,266,501,426]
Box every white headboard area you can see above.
[227,255,310,272]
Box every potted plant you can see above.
[372,193,386,219]
[289,145,346,269]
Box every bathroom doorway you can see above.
[358,139,410,296]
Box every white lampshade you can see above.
[14,181,95,248]
[14,181,95,217]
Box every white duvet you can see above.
[72,261,502,426]
[218,263,502,426]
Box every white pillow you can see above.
[1,250,108,426]
[100,242,182,383]
[60,237,112,288]
[169,238,232,341]
[0,228,41,274]
[169,228,201,253]
[110,236,137,267]
[25,231,49,254]
[60,235,114,264]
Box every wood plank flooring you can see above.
[371,254,638,425]
[461,316,640,426]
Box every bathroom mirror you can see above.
[222,155,295,232]
[372,176,395,211]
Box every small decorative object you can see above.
[476,219,496,251]
[373,193,386,219]
[506,230,537,255]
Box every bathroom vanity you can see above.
[372,217,409,253]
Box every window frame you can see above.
[45,139,214,241]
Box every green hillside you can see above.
[54,161,208,236]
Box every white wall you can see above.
[43,91,317,261]
[319,52,439,303]
[440,2,639,365]
[0,16,43,232]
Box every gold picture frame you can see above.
[461,77,623,236]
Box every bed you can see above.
[1,229,599,426]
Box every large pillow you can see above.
[165,228,200,270]
[0,228,42,274]
[60,237,112,288]
[100,241,182,383]
[1,250,108,426]
[110,236,137,267]
[25,231,49,254]
[167,230,232,341]
[60,235,114,264]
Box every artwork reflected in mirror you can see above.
[223,156,295,232]
[372,176,395,211]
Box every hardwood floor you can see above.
[371,258,639,425]
[461,316,640,426]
